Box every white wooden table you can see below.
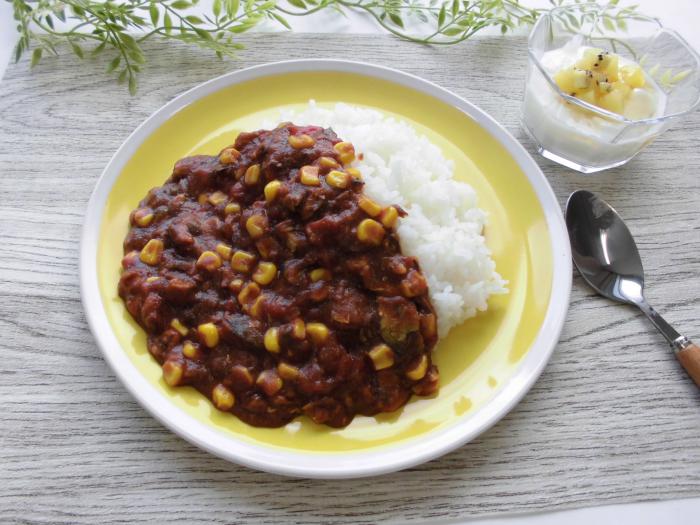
[1,30,699,525]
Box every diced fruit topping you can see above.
[621,65,646,88]
[552,47,650,116]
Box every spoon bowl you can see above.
[566,190,700,387]
[566,190,646,305]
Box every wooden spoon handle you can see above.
[677,342,700,387]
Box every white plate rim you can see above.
[80,58,572,479]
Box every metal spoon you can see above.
[566,190,700,387]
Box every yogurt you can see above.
[522,37,667,172]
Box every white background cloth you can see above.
[0,1,698,523]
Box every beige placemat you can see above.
[1,34,699,524]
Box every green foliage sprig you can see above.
[9,0,640,93]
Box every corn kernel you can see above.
[215,243,232,260]
[219,147,241,165]
[264,327,281,353]
[300,165,320,186]
[208,191,227,206]
[346,167,362,181]
[196,251,222,272]
[256,370,283,396]
[406,354,428,380]
[306,322,329,344]
[358,195,382,217]
[309,268,331,282]
[244,164,261,185]
[231,250,256,273]
[357,218,385,246]
[212,384,235,410]
[249,295,265,318]
[326,170,351,189]
[421,313,437,340]
[246,215,267,239]
[368,344,395,370]
[380,206,399,229]
[145,276,159,283]
[134,208,154,227]
[198,193,209,205]
[170,318,189,337]
[197,322,219,348]
[264,180,282,202]
[139,239,164,266]
[333,141,355,165]
[288,134,315,149]
[278,362,300,380]
[182,341,198,359]
[237,282,261,305]
[228,278,244,292]
[162,361,183,386]
[252,261,277,286]
[318,156,340,169]
[224,202,241,215]
[291,318,306,339]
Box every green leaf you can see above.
[389,13,404,28]
[438,5,446,27]
[129,74,138,96]
[107,56,121,72]
[451,0,459,17]
[120,33,138,51]
[659,68,673,85]
[288,0,306,8]
[229,22,254,33]
[186,15,205,24]
[213,0,222,17]
[14,42,23,64]
[226,0,240,17]
[128,47,146,64]
[149,4,159,26]
[118,69,128,84]
[45,15,54,30]
[72,5,85,17]
[194,28,213,40]
[616,18,627,31]
[602,16,615,31]
[671,69,691,83]
[271,12,291,30]
[30,47,42,68]
[443,26,463,36]
[164,12,173,33]
[70,41,84,59]
[92,41,107,56]
[171,1,192,9]
[129,14,147,27]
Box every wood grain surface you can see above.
[1,35,699,524]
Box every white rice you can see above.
[265,102,507,338]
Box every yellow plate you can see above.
[82,60,571,478]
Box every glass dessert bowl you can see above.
[522,4,700,173]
